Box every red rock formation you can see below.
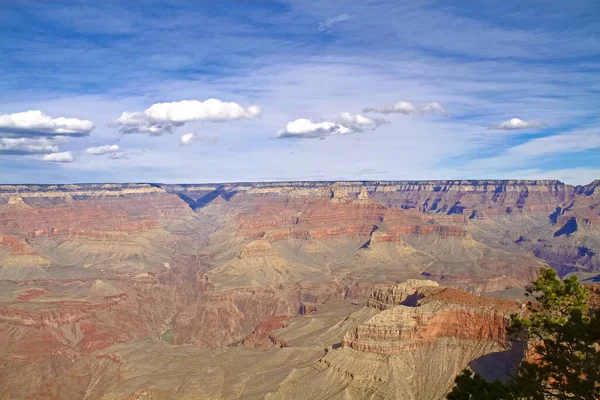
[0,181,596,399]
[170,281,383,348]
[343,282,518,355]
[242,315,289,348]
[232,192,468,245]
[367,279,440,309]
[0,234,40,256]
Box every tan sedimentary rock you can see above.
[344,285,518,355]
[6,195,31,209]
[239,239,274,258]
[367,280,440,310]
[0,180,596,399]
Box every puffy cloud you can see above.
[42,151,74,163]
[0,137,62,155]
[363,101,449,116]
[0,110,93,137]
[181,133,220,146]
[146,99,261,122]
[276,113,386,139]
[278,119,351,139]
[336,112,384,128]
[114,99,262,135]
[115,112,183,135]
[85,144,120,155]
[488,118,545,130]
[318,14,352,33]
[84,144,127,159]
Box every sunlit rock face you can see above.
[344,282,517,354]
[0,180,598,398]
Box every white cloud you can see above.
[180,133,197,146]
[114,99,262,135]
[42,151,74,163]
[277,119,351,139]
[146,99,261,122]
[85,144,120,155]
[318,14,352,33]
[0,137,64,155]
[0,110,93,137]
[337,112,383,128]
[276,112,385,139]
[488,118,545,130]
[180,133,220,146]
[114,111,183,135]
[363,101,449,116]
[3,49,597,184]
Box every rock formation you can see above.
[0,180,598,398]
[344,283,517,354]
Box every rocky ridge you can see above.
[343,281,518,355]
[0,180,598,399]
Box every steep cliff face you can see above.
[343,283,517,355]
[0,280,525,400]
[0,187,191,240]
[0,180,597,399]
[162,179,598,222]
[0,233,51,280]
[0,184,210,279]
[163,179,573,215]
[255,280,522,400]
[164,180,599,279]
[190,183,544,291]
[3,180,579,288]
[367,279,440,309]
[288,281,523,400]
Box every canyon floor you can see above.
[0,180,599,399]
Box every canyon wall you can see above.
[0,180,598,398]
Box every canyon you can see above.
[0,180,599,399]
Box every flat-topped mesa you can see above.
[344,284,518,355]
[166,180,591,219]
[2,180,591,197]
[163,179,569,193]
[367,280,440,310]
[0,182,164,194]
[368,180,573,216]
[6,180,591,221]
[0,190,192,240]
[366,230,407,245]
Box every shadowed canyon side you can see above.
[0,180,598,399]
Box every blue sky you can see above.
[1,0,599,184]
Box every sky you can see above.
[1,0,599,185]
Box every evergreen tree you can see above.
[447,268,600,400]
